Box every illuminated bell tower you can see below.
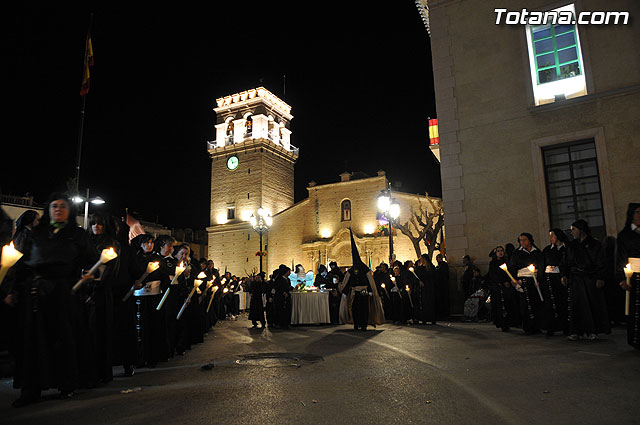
[206,87,298,272]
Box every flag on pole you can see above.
[80,32,94,96]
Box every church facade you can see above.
[206,88,438,275]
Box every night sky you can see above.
[1,3,439,229]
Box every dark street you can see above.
[2,317,638,424]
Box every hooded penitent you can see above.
[346,228,385,325]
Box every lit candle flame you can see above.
[197,271,207,279]
[1,242,24,268]
[147,261,160,273]
[527,264,536,274]
[391,276,396,282]
[499,264,508,271]
[223,287,229,293]
[194,279,203,287]
[99,247,118,263]
[624,263,633,278]
[381,283,386,289]
[405,285,410,291]
[409,267,414,272]
[0,242,24,285]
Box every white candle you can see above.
[499,263,517,284]
[157,262,187,311]
[527,264,544,302]
[177,279,203,319]
[624,264,633,316]
[123,261,160,301]
[206,285,220,313]
[71,247,118,294]
[0,242,23,285]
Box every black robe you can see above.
[616,226,640,348]
[273,275,292,327]
[342,267,371,330]
[185,271,205,346]
[509,247,544,333]
[373,270,393,321]
[435,261,450,320]
[264,278,276,326]
[461,265,475,299]
[111,241,142,369]
[13,223,95,393]
[248,278,266,324]
[396,270,413,324]
[76,233,116,387]
[564,236,610,336]
[136,252,170,367]
[318,272,340,324]
[541,244,569,334]
[414,265,437,324]
[488,257,520,330]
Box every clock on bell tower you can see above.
[206,87,298,272]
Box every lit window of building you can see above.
[525,4,587,105]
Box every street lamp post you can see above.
[73,188,105,230]
[249,207,272,274]
[376,183,400,264]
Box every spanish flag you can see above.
[80,33,94,96]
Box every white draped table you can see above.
[290,292,331,325]
[234,292,251,310]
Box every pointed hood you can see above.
[350,228,369,273]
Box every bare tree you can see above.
[395,193,445,262]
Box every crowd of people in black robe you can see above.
[0,193,249,408]
[371,254,450,326]
[461,204,640,350]
[1,194,638,409]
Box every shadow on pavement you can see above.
[303,329,383,357]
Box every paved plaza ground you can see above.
[1,317,639,424]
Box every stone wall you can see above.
[428,0,640,308]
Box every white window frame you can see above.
[525,3,588,106]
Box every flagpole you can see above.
[75,13,94,194]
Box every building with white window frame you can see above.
[421,0,639,287]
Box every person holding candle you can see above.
[203,256,220,329]
[488,246,519,332]
[110,219,140,377]
[157,235,179,357]
[10,193,95,407]
[186,258,206,348]
[564,220,610,341]
[77,212,117,388]
[172,243,192,355]
[509,232,544,335]
[2,211,39,347]
[402,260,421,324]
[541,229,569,336]
[373,263,393,322]
[616,203,640,349]
[130,233,154,365]
[389,265,404,324]
[415,255,437,325]
[137,234,173,367]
